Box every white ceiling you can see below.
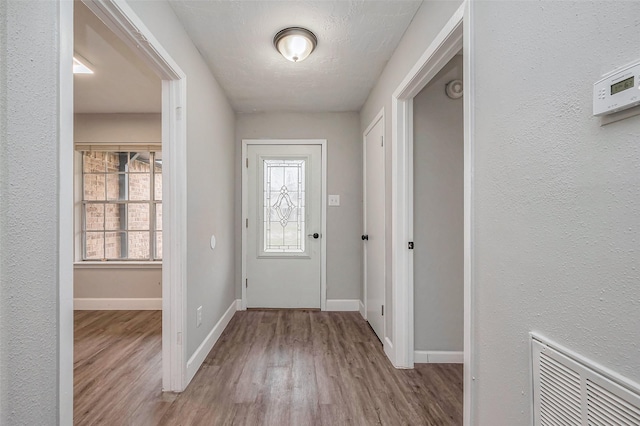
[168,0,423,113]
[74,1,161,113]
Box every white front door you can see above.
[245,144,322,308]
[364,116,385,341]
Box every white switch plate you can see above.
[196,306,202,327]
[328,194,340,206]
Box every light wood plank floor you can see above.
[74,310,463,425]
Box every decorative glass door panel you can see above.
[263,159,306,254]
[258,156,310,258]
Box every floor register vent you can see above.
[531,333,640,426]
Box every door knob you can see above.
[307,233,320,239]
[361,235,369,241]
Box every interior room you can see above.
[72,2,165,423]
[2,0,640,425]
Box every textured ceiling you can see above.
[74,1,161,113]
[169,0,423,113]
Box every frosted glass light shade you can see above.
[274,27,317,63]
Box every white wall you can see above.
[0,1,61,422]
[74,113,162,302]
[413,55,463,352]
[128,1,236,360]
[471,2,640,424]
[235,112,362,301]
[360,0,463,344]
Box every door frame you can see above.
[390,1,474,423]
[241,139,328,311]
[61,1,189,415]
[362,109,387,351]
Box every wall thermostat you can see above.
[593,60,640,116]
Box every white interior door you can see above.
[246,144,322,308]
[364,117,385,341]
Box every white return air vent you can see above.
[531,333,640,426]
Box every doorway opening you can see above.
[412,53,464,365]
[389,2,473,424]
[60,1,187,422]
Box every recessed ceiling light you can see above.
[273,27,317,63]
[73,56,94,74]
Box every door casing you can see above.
[241,139,328,311]
[67,0,189,403]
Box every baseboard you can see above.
[384,337,395,364]
[359,300,366,318]
[186,299,238,385]
[74,298,162,310]
[414,350,463,364]
[326,299,360,311]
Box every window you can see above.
[81,151,162,261]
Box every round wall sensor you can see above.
[210,235,216,250]
[445,79,463,99]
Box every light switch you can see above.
[328,194,340,206]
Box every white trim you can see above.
[186,299,238,384]
[359,300,366,319]
[59,1,75,423]
[362,109,387,358]
[74,298,163,310]
[463,1,475,424]
[326,299,360,311]
[81,0,188,393]
[414,351,464,364]
[384,337,396,365]
[241,139,328,311]
[391,2,464,371]
[74,262,162,269]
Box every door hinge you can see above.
[245,278,248,288]
[381,136,384,147]
[381,305,384,316]
[176,107,183,120]
[246,158,248,168]
[246,218,248,228]
[408,242,414,249]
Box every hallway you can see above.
[74,310,463,425]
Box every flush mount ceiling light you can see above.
[73,55,94,74]
[273,27,317,63]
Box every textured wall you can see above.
[128,0,236,359]
[360,0,464,344]
[0,0,60,423]
[235,112,363,301]
[472,2,640,424]
[413,56,463,352]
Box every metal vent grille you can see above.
[539,353,582,425]
[586,379,640,426]
[532,335,640,426]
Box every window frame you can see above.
[80,150,162,262]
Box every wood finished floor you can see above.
[74,310,463,425]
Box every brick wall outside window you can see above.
[82,151,162,260]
